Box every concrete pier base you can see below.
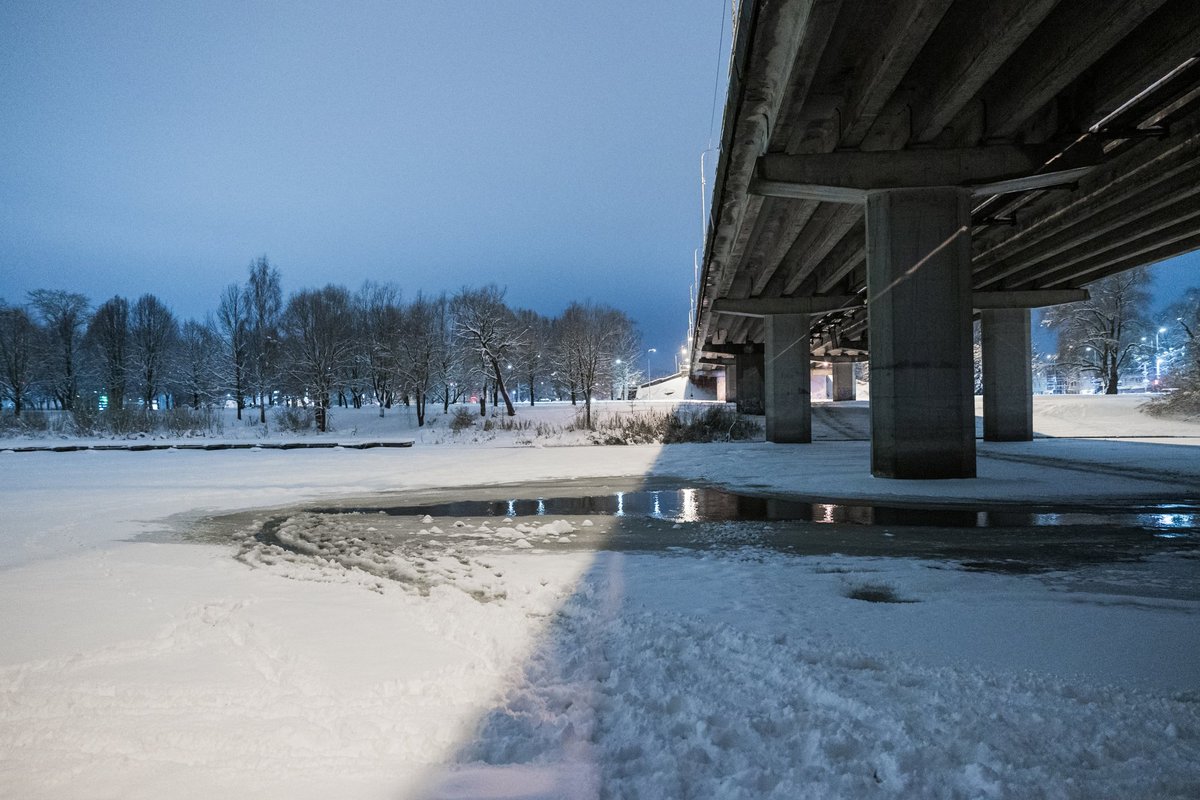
[981,308,1034,441]
[831,361,856,401]
[764,314,811,442]
[866,187,976,478]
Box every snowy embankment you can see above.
[0,395,719,450]
[1,396,1198,799]
[3,389,1199,452]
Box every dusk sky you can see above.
[0,1,1194,372]
[0,1,731,375]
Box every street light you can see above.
[645,348,656,383]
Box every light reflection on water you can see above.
[681,488,699,523]
[308,487,1200,533]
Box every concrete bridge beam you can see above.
[764,313,812,442]
[981,308,1034,441]
[866,187,976,478]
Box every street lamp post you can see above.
[645,348,656,383]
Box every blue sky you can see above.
[0,1,730,375]
[0,1,1194,376]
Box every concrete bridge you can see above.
[691,0,1200,478]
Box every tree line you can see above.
[0,257,644,431]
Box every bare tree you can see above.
[547,313,581,404]
[244,256,282,423]
[281,285,354,432]
[0,302,40,417]
[340,303,371,410]
[452,285,522,416]
[397,293,447,426]
[356,282,403,416]
[216,284,249,419]
[555,301,633,428]
[86,296,130,411]
[173,319,223,409]
[431,294,462,412]
[129,294,178,407]
[1043,268,1151,394]
[1165,287,1199,387]
[512,308,549,406]
[28,290,88,411]
[610,319,644,400]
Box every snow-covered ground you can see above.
[5,390,1199,450]
[1,396,1198,798]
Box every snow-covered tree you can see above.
[172,319,223,409]
[28,289,88,411]
[356,282,403,416]
[0,301,40,417]
[397,293,446,426]
[129,294,178,406]
[609,319,644,400]
[86,296,131,411]
[430,294,462,413]
[216,284,250,419]
[512,308,550,406]
[1042,268,1151,394]
[452,285,522,417]
[244,256,282,422]
[281,285,354,432]
[554,301,636,428]
[1164,287,1199,388]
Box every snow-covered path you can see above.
[2,412,1198,798]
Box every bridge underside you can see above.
[693,0,1200,478]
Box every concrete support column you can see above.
[981,308,1033,441]
[724,364,737,403]
[831,361,856,401]
[764,313,811,442]
[866,187,975,478]
[734,352,765,415]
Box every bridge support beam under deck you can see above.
[764,313,811,442]
[866,187,976,478]
[831,361,856,401]
[981,308,1034,441]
